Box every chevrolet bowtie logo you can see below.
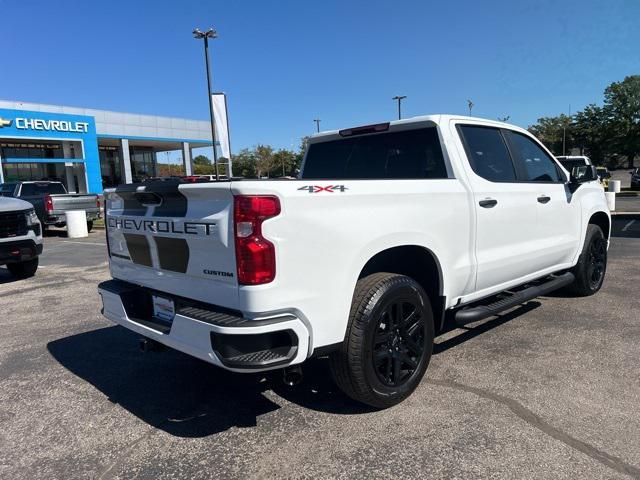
[0,118,12,128]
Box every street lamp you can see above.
[313,118,321,133]
[193,27,220,180]
[392,95,406,120]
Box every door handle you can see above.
[537,195,551,204]
[479,199,498,208]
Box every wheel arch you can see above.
[357,245,446,331]
[588,210,610,240]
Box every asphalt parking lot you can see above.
[1,221,639,480]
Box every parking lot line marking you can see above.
[60,240,105,246]
[622,220,635,232]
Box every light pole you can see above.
[313,118,321,133]
[562,104,571,156]
[467,99,474,116]
[392,95,406,120]
[193,27,220,180]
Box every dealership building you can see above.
[0,100,215,193]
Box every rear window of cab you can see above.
[302,127,448,180]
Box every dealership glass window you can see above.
[0,142,63,159]
[130,147,156,182]
[99,146,122,187]
[2,162,68,187]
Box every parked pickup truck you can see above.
[0,196,42,278]
[0,181,100,231]
[99,115,610,408]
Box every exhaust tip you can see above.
[282,365,303,386]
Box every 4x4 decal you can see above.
[297,185,349,193]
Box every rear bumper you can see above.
[45,210,100,225]
[98,279,310,372]
[0,239,43,264]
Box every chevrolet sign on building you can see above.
[0,100,217,194]
[15,117,90,133]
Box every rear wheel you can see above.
[86,220,94,232]
[566,225,607,296]
[330,273,434,408]
[7,257,39,278]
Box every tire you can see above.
[329,272,434,408]
[86,220,93,232]
[566,224,607,296]
[7,257,39,278]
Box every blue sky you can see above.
[1,0,639,155]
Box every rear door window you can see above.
[301,127,448,180]
[505,131,563,182]
[458,125,517,182]
[19,183,67,196]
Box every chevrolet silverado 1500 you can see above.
[99,115,610,407]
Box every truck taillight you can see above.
[233,195,280,285]
[44,195,53,213]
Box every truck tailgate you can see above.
[105,181,239,308]
[51,194,98,212]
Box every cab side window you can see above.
[0,183,16,197]
[505,131,563,183]
[458,125,516,182]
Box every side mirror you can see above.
[570,165,598,187]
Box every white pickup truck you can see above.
[99,115,610,408]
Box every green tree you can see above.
[254,145,276,178]
[603,75,640,168]
[190,154,229,176]
[271,149,299,177]
[231,149,258,178]
[572,104,609,165]
[528,114,573,155]
[192,154,214,175]
[156,163,185,177]
[227,142,305,178]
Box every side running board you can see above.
[454,272,575,326]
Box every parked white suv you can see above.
[0,197,43,278]
[99,115,610,407]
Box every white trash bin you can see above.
[604,192,616,211]
[66,210,88,238]
[608,180,621,193]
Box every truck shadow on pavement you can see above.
[0,268,25,285]
[434,301,541,354]
[47,326,375,438]
[47,303,540,438]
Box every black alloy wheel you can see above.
[587,236,607,290]
[330,272,434,408]
[373,299,425,387]
[566,224,607,296]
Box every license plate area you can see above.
[152,295,175,323]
